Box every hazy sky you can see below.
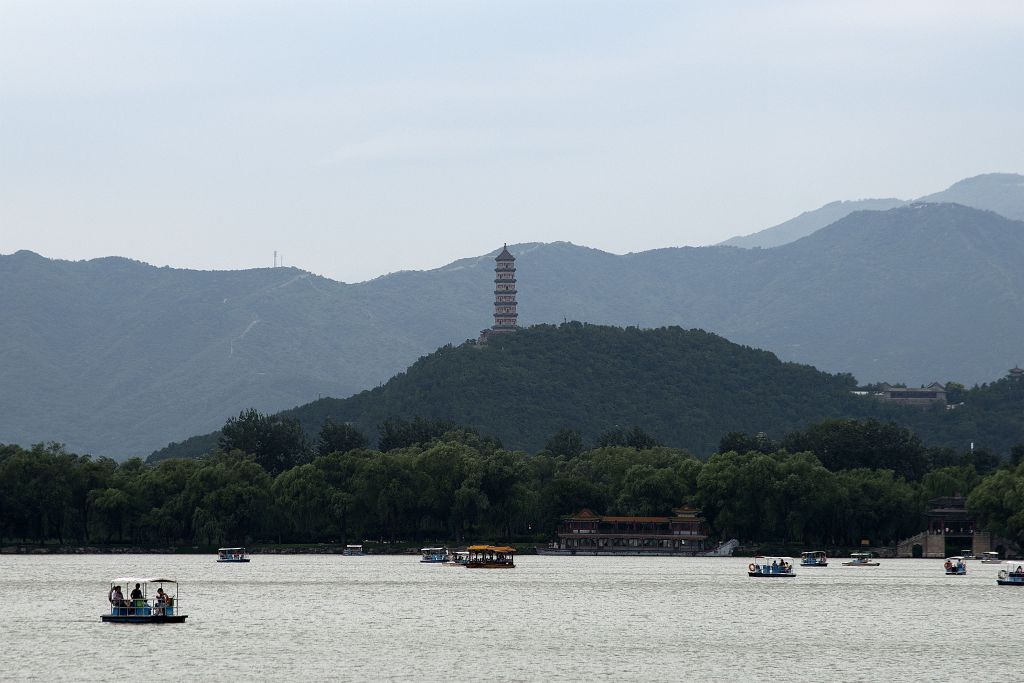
[2,1,1022,282]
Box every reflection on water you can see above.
[0,555,1019,681]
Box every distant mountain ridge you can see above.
[718,172,1024,249]
[720,198,906,248]
[3,202,1024,457]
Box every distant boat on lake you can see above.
[997,563,1024,586]
[748,556,795,578]
[217,547,250,563]
[843,553,880,567]
[343,544,364,556]
[800,550,828,567]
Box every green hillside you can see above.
[153,323,873,458]
[150,323,1024,463]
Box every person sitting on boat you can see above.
[108,585,125,608]
[1016,565,1024,575]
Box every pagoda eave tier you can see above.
[494,313,519,319]
[493,289,517,295]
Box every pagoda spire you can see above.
[480,244,518,342]
[491,244,518,333]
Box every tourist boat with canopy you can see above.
[944,557,967,575]
[445,549,470,566]
[102,577,186,623]
[466,545,515,568]
[747,556,795,577]
[842,552,880,567]
[800,550,828,567]
[996,562,1024,586]
[981,552,1002,564]
[217,547,250,562]
[343,544,364,556]
[420,547,449,563]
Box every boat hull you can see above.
[465,562,515,569]
[997,579,1024,586]
[217,559,250,563]
[800,563,828,567]
[101,614,187,624]
[842,562,880,566]
[747,572,795,578]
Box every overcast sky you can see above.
[2,1,1022,282]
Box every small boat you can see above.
[800,550,828,567]
[217,547,250,563]
[420,547,449,563]
[445,549,470,566]
[997,562,1024,586]
[747,556,795,577]
[842,553,880,567]
[959,549,981,561]
[465,545,515,568]
[981,552,1002,564]
[944,557,968,575]
[102,577,186,624]
[343,544,364,556]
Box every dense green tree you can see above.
[544,428,584,458]
[377,417,457,452]
[219,408,310,475]
[317,418,368,455]
[782,418,928,480]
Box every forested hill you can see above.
[153,323,871,457]
[5,201,1024,457]
[151,324,1024,463]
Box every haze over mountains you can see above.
[2,174,1023,457]
[720,173,1024,248]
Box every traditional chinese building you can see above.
[480,245,518,342]
[875,382,947,407]
[537,507,709,555]
[896,496,992,558]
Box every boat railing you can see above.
[108,596,179,617]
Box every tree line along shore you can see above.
[2,413,1023,553]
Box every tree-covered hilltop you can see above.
[151,322,871,459]
[150,323,1024,463]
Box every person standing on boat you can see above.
[108,585,125,608]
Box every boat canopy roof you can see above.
[946,556,965,560]
[468,545,515,553]
[218,547,245,552]
[850,552,872,557]
[110,577,176,585]
[801,550,826,556]
[420,547,446,552]
[983,551,1000,556]
[753,556,791,562]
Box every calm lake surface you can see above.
[0,555,1020,681]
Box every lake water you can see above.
[0,555,1020,681]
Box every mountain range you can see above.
[719,172,1024,248]
[2,176,1024,457]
